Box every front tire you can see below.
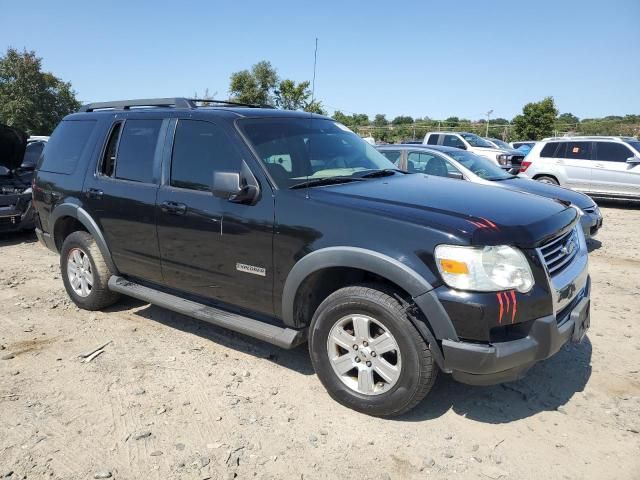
[60,231,120,310]
[309,285,437,417]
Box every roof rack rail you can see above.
[79,97,274,112]
[187,98,275,109]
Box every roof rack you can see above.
[79,97,273,112]
[542,135,631,141]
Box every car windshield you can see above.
[238,117,397,188]
[460,133,494,148]
[489,138,511,149]
[446,150,513,180]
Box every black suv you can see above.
[33,98,591,416]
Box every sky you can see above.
[1,0,639,121]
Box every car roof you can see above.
[376,143,462,153]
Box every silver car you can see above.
[519,136,640,201]
[376,144,603,238]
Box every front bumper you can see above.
[580,209,603,238]
[442,277,590,385]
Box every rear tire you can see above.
[309,284,437,417]
[60,231,120,310]
[535,175,559,185]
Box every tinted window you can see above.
[22,141,45,168]
[100,122,122,177]
[539,142,559,157]
[427,134,440,145]
[379,150,402,166]
[115,119,162,183]
[171,120,241,191]
[594,142,633,162]
[407,151,454,177]
[563,141,592,160]
[626,141,640,153]
[38,120,96,174]
[443,134,465,149]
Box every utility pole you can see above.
[486,109,493,137]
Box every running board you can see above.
[107,276,307,349]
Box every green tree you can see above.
[557,112,579,125]
[391,115,414,125]
[229,60,278,106]
[511,97,559,140]
[275,79,311,110]
[0,48,80,135]
[332,110,352,126]
[444,116,459,127]
[373,114,388,127]
[303,100,326,115]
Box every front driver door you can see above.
[592,141,640,196]
[156,118,275,316]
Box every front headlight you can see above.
[22,187,32,195]
[434,244,534,293]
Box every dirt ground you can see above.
[1,204,639,480]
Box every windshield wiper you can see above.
[289,176,365,190]
[356,168,403,178]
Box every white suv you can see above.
[520,136,640,200]
[423,131,516,168]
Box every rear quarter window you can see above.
[38,120,97,174]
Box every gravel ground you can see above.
[1,204,639,480]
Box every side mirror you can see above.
[456,144,467,150]
[448,171,464,180]
[19,163,36,171]
[626,156,640,164]
[212,168,259,205]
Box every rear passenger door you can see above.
[156,118,275,316]
[83,117,166,283]
[553,141,594,191]
[592,141,640,196]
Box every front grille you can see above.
[538,228,579,276]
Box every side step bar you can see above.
[107,276,307,349]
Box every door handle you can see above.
[594,163,604,168]
[87,188,103,199]
[161,201,187,215]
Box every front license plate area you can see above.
[570,298,590,343]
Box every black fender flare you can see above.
[281,247,458,344]
[50,203,119,274]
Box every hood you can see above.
[498,177,595,209]
[311,174,578,248]
[0,124,28,171]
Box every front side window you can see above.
[379,150,402,166]
[237,118,396,188]
[460,133,494,148]
[563,141,592,160]
[38,120,96,174]
[115,119,162,183]
[594,142,633,162]
[626,141,640,154]
[443,135,465,149]
[171,120,241,191]
[489,138,511,149]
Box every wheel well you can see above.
[292,267,413,328]
[533,174,558,182]
[53,216,88,251]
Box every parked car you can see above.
[511,141,537,156]
[0,125,44,233]
[377,144,602,238]
[484,137,528,172]
[423,131,524,170]
[520,136,640,201]
[34,98,590,417]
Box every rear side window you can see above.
[563,141,592,160]
[22,141,45,168]
[539,142,560,157]
[427,134,440,145]
[38,120,96,174]
[100,121,123,177]
[379,150,402,166]
[170,119,241,191]
[115,119,162,183]
[594,142,633,162]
